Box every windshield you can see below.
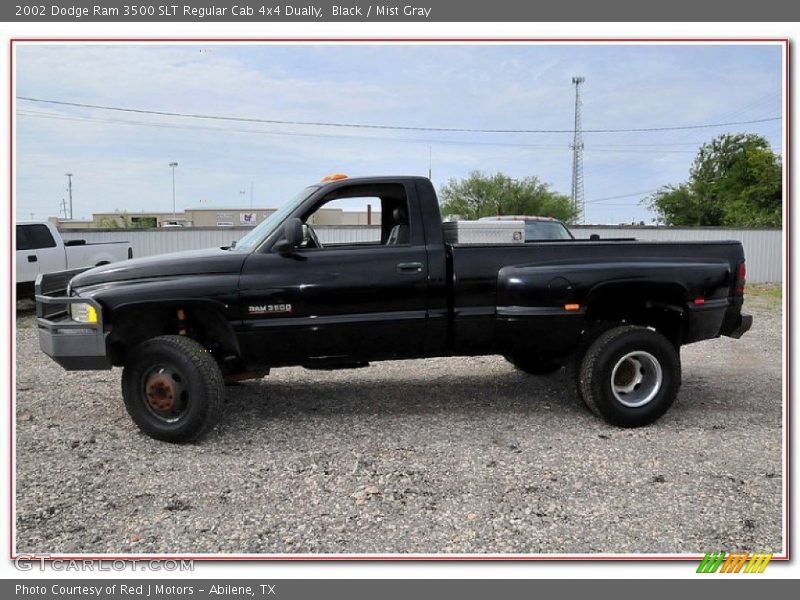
[233,186,318,251]
[478,216,574,240]
[524,221,573,240]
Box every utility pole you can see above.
[169,162,178,219]
[65,173,74,219]
[250,182,254,210]
[570,76,586,225]
[60,198,68,219]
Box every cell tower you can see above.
[65,172,74,220]
[570,76,586,224]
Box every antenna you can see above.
[428,145,432,180]
[570,76,585,224]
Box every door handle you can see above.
[396,262,423,273]
[27,255,37,263]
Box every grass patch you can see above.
[745,283,782,309]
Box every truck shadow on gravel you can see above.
[206,365,775,439]
[15,300,36,315]
[222,370,591,424]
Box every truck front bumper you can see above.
[35,270,112,371]
[37,315,112,370]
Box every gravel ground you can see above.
[15,299,783,556]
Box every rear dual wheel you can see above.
[577,325,681,427]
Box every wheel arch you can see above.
[106,299,240,366]
[583,280,689,346]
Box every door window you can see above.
[17,224,56,251]
[300,184,411,249]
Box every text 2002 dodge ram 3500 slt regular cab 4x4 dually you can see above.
[35,175,752,442]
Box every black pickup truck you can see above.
[35,175,752,442]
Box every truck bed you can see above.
[447,239,745,356]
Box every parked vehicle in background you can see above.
[35,175,751,442]
[478,215,574,241]
[16,222,132,298]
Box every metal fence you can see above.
[60,225,783,283]
[571,226,783,284]
[59,226,382,256]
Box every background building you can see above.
[50,206,381,229]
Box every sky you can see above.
[14,43,783,225]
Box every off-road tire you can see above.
[122,335,224,443]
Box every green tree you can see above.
[96,210,157,229]
[647,133,782,227]
[439,171,576,223]
[96,211,130,228]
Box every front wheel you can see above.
[121,335,225,443]
[578,325,680,427]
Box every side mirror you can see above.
[275,218,303,253]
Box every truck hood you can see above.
[69,247,248,289]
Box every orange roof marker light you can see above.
[321,173,349,183]
[564,303,581,311]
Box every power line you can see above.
[15,110,705,154]
[16,96,781,135]
[587,203,647,208]
[585,189,660,204]
[585,174,735,206]
[19,109,748,150]
[19,109,756,155]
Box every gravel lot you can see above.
[15,297,783,556]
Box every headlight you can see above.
[70,302,98,324]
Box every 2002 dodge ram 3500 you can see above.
[35,175,752,443]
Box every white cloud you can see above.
[14,43,783,223]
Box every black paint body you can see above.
[66,176,750,371]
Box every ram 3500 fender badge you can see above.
[248,304,292,315]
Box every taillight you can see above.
[736,261,746,295]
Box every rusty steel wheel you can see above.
[122,335,224,443]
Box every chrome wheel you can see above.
[610,351,663,408]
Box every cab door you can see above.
[236,182,429,365]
